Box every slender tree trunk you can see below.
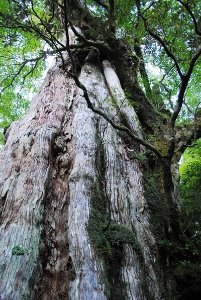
[0,46,178,299]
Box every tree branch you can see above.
[69,21,107,48]
[176,0,201,36]
[175,117,201,157]
[134,39,153,101]
[0,43,68,95]
[136,1,201,127]
[93,0,108,11]
[108,0,115,33]
[30,0,64,49]
[136,0,183,79]
[170,46,201,126]
[0,55,44,95]
[62,1,162,159]
[71,69,162,158]
[68,21,114,63]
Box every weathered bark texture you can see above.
[0,48,175,299]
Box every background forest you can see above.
[0,0,201,298]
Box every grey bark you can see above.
[0,48,171,299]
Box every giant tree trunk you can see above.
[0,48,178,299]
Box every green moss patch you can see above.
[12,245,27,256]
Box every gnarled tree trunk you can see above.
[0,39,178,300]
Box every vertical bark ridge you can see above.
[100,62,163,299]
[67,62,109,300]
[35,82,76,299]
[0,66,75,299]
[101,121,161,299]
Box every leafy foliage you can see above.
[87,0,201,117]
[0,1,46,142]
[173,139,201,298]
[0,0,63,143]
[180,139,201,236]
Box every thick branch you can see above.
[69,22,108,49]
[62,0,162,133]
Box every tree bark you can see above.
[0,41,179,300]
